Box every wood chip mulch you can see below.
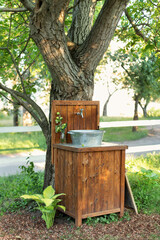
[0,210,160,240]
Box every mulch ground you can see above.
[0,210,160,240]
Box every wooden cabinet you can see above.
[54,143,127,227]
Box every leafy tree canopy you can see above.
[116,0,160,53]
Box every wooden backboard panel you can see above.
[51,100,100,164]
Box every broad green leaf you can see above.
[41,198,54,207]
[43,185,55,199]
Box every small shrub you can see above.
[19,157,42,192]
[85,212,130,225]
[128,168,160,214]
[21,185,65,229]
[0,159,44,215]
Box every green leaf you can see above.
[21,194,42,201]
[41,198,54,207]
[57,205,66,212]
[43,185,55,199]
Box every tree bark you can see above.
[138,101,148,118]
[13,102,19,126]
[132,94,139,132]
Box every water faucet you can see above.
[76,108,84,118]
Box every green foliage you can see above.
[0,161,44,214]
[126,153,160,214]
[128,168,160,214]
[55,112,67,133]
[19,157,41,188]
[0,131,46,154]
[116,0,160,58]
[0,2,51,113]
[86,211,130,225]
[21,186,65,229]
[126,152,160,173]
[148,107,160,117]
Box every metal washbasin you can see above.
[67,130,105,147]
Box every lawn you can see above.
[0,132,46,154]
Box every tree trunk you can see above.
[103,100,108,116]
[143,106,148,118]
[103,97,111,116]
[13,102,19,126]
[43,136,54,189]
[138,101,148,118]
[132,95,139,132]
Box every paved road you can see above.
[0,126,160,176]
[0,150,46,177]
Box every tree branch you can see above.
[19,0,34,12]
[16,36,31,59]
[0,47,26,94]
[0,7,28,12]
[0,82,49,138]
[73,0,129,72]
[125,9,149,42]
[0,91,15,104]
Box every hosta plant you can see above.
[21,185,65,229]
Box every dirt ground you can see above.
[0,209,160,240]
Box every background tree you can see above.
[110,51,160,130]
[0,0,129,188]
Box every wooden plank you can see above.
[87,152,95,213]
[101,151,109,211]
[82,208,121,219]
[73,105,79,130]
[114,151,121,209]
[67,151,73,213]
[72,152,76,214]
[91,105,98,130]
[59,149,65,205]
[52,100,99,106]
[85,105,92,129]
[62,149,66,207]
[79,105,86,129]
[120,150,125,217]
[75,152,82,227]
[82,152,89,215]
[93,151,100,213]
[53,143,128,152]
[66,105,74,143]
[54,149,58,193]
[125,174,138,214]
[107,151,114,210]
[97,151,103,212]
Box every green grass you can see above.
[101,126,148,142]
[100,116,133,122]
[0,114,13,127]
[126,153,160,214]
[0,132,47,154]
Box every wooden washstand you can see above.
[51,100,128,226]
